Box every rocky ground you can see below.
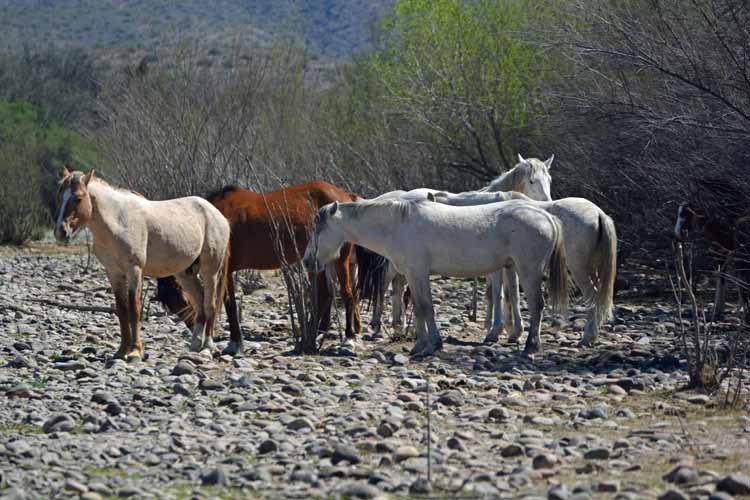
[1,243,749,500]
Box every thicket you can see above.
[0,47,100,244]
[0,99,92,244]
[2,0,749,263]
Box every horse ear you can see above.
[84,169,95,185]
[61,165,70,178]
[330,201,339,215]
[544,155,555,169]
[427,192,435,202]
[517,153,526,163]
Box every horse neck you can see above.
[87,181,133,240]
[488,166,524,193]
[337,204,398,256]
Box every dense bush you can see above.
[3,0,749,262]
[0,99,91,244]
[546,0,750,261]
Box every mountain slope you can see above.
[0,0,391,58]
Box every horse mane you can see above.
[90,176,145,198]
[485,161,533,192]
[205,185,242,203]
[344,198,417,222]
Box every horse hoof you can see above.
[126,353,142,363]
[482,334,499,345]
[578,338,596,348]
[522,344,542,358]
[421,339,443,357]
[508,330,523,343]
[222,340,243,357]
[521,350,536,361]
[409,343,427,357]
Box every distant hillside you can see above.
[0,0,391,58]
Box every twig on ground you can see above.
[26,298,114,314]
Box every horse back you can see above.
[207,181,356,271]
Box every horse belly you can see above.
[427,234,509,277]
[143,221,205,277]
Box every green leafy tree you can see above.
[367,0,558,179]
[0,99,93,244]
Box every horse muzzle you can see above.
[54,225,72,244]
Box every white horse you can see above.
[303,199,569,357]
[54,167,231,360]
[358,156,553,335]
[430,190,617,346]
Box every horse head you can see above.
[303,202,344,272]
[54,166,95,243]
[516,154,554,202]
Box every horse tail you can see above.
[155,276,196,328]
[354,245,389,311]
[591,212,617,325]
[215,237,232,320]
[547,215,570,316]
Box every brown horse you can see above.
[156,181,362,355]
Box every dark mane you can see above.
[205,185,243,202]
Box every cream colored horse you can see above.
[304,199,569,357]
[54,167,231,360]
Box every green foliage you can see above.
[0,98,95,244]
[358,0,559,178]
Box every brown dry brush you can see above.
[548,0,750,263]
[672,242,748,403]
[249,165,326,355]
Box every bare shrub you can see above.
[673,242,748,402]
[265,195,321,354]
[548,0,750,261]
[0,141,47,244]
[92,39,270,199]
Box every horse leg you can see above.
[335,252,361,339]
[175,270,205,352]
[573,267,599,347]
[484,278,493,330]
[409,298,428,356]
[409,273,442,356]
[483,270,504,344]
[126,265,144,361]
[109,273,131,360]
[371,263,392,335]
[370,285,383,335]
[519,273,544,357]
[222,272,243,356]
[315,268,334,333]
[391,273,407,335]
[505,268,525,342]
[199,265,222,355]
